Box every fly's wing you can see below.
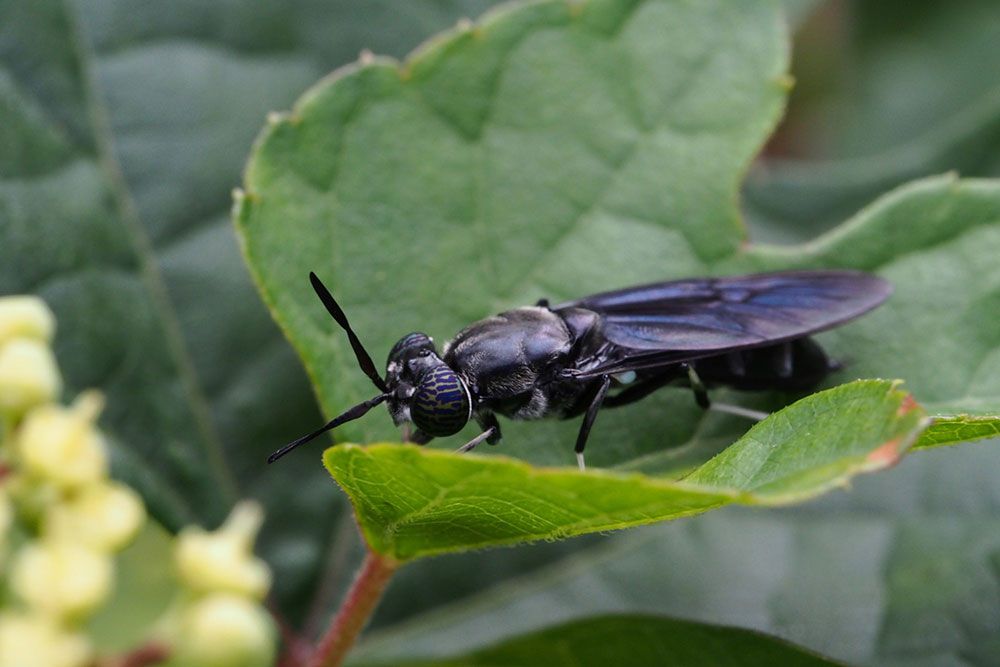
[556,270,892,377]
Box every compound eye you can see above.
[411,366,470,437]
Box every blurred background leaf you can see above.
[3,1,1000,666]
[746,0,1000,242]
[356,614,845,667]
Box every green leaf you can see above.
[326,380,927,560]
[356,614,842,666]
[914,415,1000,451]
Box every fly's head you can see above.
[268,274,473,464]
[385,332,471,437]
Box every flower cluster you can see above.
[0,296,132,667]
[166,502,276,667]
[0,296,275,667]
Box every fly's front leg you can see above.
[456,428,495,453]
[477,412,502,445]
[574,375,612,471]
[456,413,502,454]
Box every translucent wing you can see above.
[556,270,892,377]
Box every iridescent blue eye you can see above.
[411,366,470,437]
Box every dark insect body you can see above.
[269,270,892,469]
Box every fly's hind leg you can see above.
[685,363,769,422]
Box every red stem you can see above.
[308,551,399,667]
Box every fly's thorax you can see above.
[385,332,471,436]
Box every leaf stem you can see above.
[308,550,399,667]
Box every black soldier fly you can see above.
[268,270,891,470]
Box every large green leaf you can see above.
[357,614,842,666]
[327,380,927,560]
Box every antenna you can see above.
[310,272,388,392]
[267,272,392,463]
[267,393,388,463]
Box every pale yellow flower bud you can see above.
[175,501,271,599]
[46,480,146,552]
[0,612,92,667]
[0,296,55,346]
[11,540,114,620]
[17,392,107,490]
[0,339,61,415]
[173,594,275,667]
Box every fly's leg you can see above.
[684,363,711,409]
[686,364,768,422]
[710,402,769,421]
[477,412,502,445]
[456,427,496,453]
[777,342,793,378]
[574,375,612,471]
[456,414,502,454]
